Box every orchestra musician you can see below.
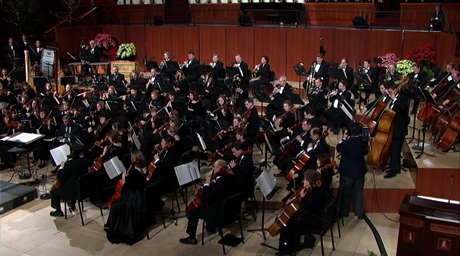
[307,53,330,88]
[32,40,43,65]
[301,106,323,129]
[49,143,88,217]
[324,80,354,134]
[270,100,297,153]
[108,66,126,94]
[173,70,189,100]
[4,37,17,71]
[146,67,163,94]
[359,58,378,105]
[229,141,254,199]
[385,63,400,83]
[407,62,429,114]
[0,114,19,168]
[152,134,180,193]
[179,159,236,245]
[305,78,328,117]
[0,68,13,90]
[89,40,102,63]
[126,70,142,89]
[266,76,294,120]
[159,51,173,72]
[183,51,200,83]
[433,69,459,100]
[234,53,249,85]
[21,81,37,100]
[210,53,225,82]
[34,109,56,168]
[384,82,409,179]
[146,90,164,110]
[364,84,388,113]
[101,85,119,102]
[339,58,354,89]
[250,55,270,92]
[277,169,331,254]
[430,4,445,32]
[243,97,259,140]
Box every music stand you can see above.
[33,76,48,93]
[411,87,436,158]
[105,100,123,114]
[226,66,240,78]
[145,58,159,71]
[199,65,212,77]
[254,90,272,117]
[189,82,207,96]
[332,67,347,89]
[211,81,232,97]
[286,93,304,106]
[354,72,371,109]
[292,65,308,92]
[248,170,278,241]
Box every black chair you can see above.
[201,191,245,255]
[65,171,104,226]
[263,71,276,95]
[142,179,166,240]
[297,195,337,256]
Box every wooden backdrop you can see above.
[55,25,457,80]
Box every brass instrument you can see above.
[305,63,316,97]
[230,74,241,106]
[252,63,262,78]
[179,63,186,70]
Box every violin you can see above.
[88,137,110,152]
[50,153,74,193]
[6,121,20,128]
[212,126,237,140]
[283,122,302,134]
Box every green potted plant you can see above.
[117,43,136,61]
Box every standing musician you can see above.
[179,159,236,245]
[324,80,354,134]
[32,40,43,65]
[250,56,270,92]
[49,144,88,217]
[407,62,428,114]
[183,51,200,83]
[384,82,409,179]
[337,123,368,219]
[242,97,260,140]
[4,37,17,72]
[306,53,330,89]
[88,40,102,63]
[430,4,446,32]
[210,53,225,82]
[277,169,331,254]
[266,76,294,120]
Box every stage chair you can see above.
[142,179,166,240]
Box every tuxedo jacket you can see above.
[362,67,378,89]
[185,58,200,81]
[391,93,409,139]
[337,136,368,179]
[238,61,250,80]
[341,66,354,87]
[309,61,329,84]
[212,60,225,81]
[408,71,429,89]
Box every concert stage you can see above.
[0,180,38,215]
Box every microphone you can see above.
[448,174,454,203]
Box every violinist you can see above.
[99,130,124,161]
[21,81,37,100]
[324,80,353,134]
[0,68,13,90]
[266,76,293,120]
[34,109,56,168]
[179,159,236,245]
[40,82,59,110]
[23,98,40,125]
[87,112,112,142]
[337,123,368,219]
[152,135,179,193]
[173,70,189,100]
[214,116,243,154]
[209,95,233,130]
[59,84,75,104]
[229,141,254,199]
[384,82,409,179]
[49,143,88,217]
[243,97,259,140]
[301,106,323,129]
[270,100,296,154]
[277,170,331,254]
[111,122,129,159]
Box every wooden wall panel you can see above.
[435,33,457,71]
[171,27,200,64]
[335,29,369,72]
[225,27,255,72]
[304,3,376,27]
[80,26,103,47]
[402,31,436,60]
[55,27,82,60]
[416,168,460,201]
[319,28,337,67]
[286,28,321,80]
[199,27,227,66]
[254,27,287,80]
[191,3,240,24]
[369,30,403,64]
[145,26,173,71]
[400,3,460,30]
[101,25,127,46]
[125,26,146,69]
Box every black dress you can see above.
[106,167,147,245]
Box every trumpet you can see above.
[252,63,262,78]
[179,63,186,70]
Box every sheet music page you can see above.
[50,144,71,166]
[256,171,277,198]
[104,156,125,179]
[132,133,141,150]
[189,161,200,181]
[174,163,193,186]
[12,133,42,143]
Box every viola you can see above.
[267,180,322,237]
[108,162,136,208]
[88,137,110,152]
[283,122,302,134]
[6,121,19,128]
[50,154,73,193]
[212,126,237,140]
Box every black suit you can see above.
[89,46,102,63]
[308,61,329,87]
[4,43,17,71]
[146,75,164,94]
[266,83,294,119]
[388,93,409,176]
[244,106,259,139]
[325,90,353,130]
[31,45,43,65]
[186,173,237,237]
[238,61,250,83]
[232,153,255,198]
[185,58,200,82]
[408,70,429,112]
[341,66,354,88]
[58,122,83,144]
[211,60,225,81]
[109,73,126,93]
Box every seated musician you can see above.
[108,66,126,93]
[146,67,163,94]
[0,114,19,168]
[266,76,294,120]
[87,112,112,142]
[49,143,88,217]
[22,81,37,100]
[59,84,75,104]
[300,106,323,129]
[210,53,225,82]
[250,56,270,93]
[102,85,119,102]
[324,80,354,134]
[187,90,206,123]
[34,109,56,168]
[106,150,160,245]
[23,98,40,126]
[307,53,330,88]
[277,169,331,255]
[243,97,260,140]
[364,84,387,113]
[407,62,429,114]
[275,119,313,177]
[0,68,13,90]
[385,63,400,83]
[270,100,296,154]
[384,81,409,179]
[433,70,459,100]
[179,159,236,245]
[120,86,141,128]
[56,114,83,145]
[126,70,142,89]
[146,89,164,109]
[305,78,327,117]
[215,115,243,151]
[339,58,354,89]
[209,95,233,130]
[173,70,189,100]
[230,141,254,199]
[152,134,180,193]
[183,51,200,83]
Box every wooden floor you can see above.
[1,82,459,255]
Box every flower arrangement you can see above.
[117,43,136,60]
[93,33,117,50]
[406,43,436,65]
[101,48,118,61]
[377,53,400,68]
[396,59,415,76]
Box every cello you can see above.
[435,106,460,151]
[267,180,322,236]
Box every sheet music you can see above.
[196,132,207,151]
[103,156,126,179]
[174,161,201,186]
[50,144,71,166]
[256,171,277,198]
[132,132,141,150]
[9,133,42,143]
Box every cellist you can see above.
[277,170,331,254]
[384,82,409,179]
